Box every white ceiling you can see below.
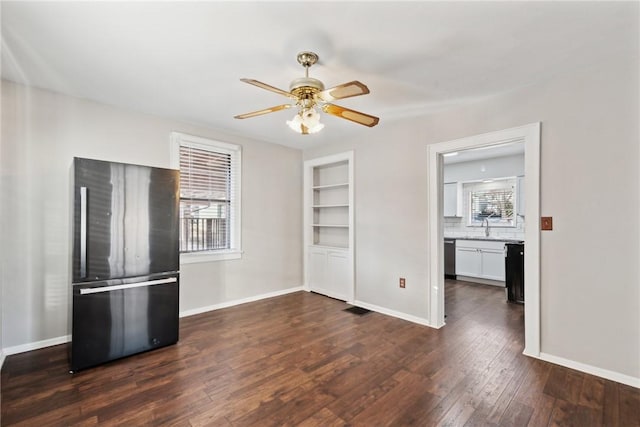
[2,1,638,150]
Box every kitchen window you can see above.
[466,178,515,227]
[170,132,242,262]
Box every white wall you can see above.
[1,80,303,350]
[444,154,524,182]
[304,57,640,381]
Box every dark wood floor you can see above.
[2,280,639,426]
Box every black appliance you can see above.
[505,242,524,303]
[444,238,456,279]
[70,157,180,372]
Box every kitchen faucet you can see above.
[482,217,490,237]
[482,213,495,237]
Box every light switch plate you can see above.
[541,216,553,230]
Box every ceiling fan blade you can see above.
[234,104,292,119]
[240,78,295,99]
[322,104,379,127]
[316,81,370,102]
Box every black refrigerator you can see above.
[70,157,180,372]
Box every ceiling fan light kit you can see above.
[234,51,379,135]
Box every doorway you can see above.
[426,123,541,357]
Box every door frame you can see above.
[426,123,541,357]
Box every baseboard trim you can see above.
[455,275,505,287]
[179,286,304,318]
[538,352,640,389]
[4,335,71,356]
[352,300,433,328]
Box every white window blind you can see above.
[470,188,514,223]
[171,133,241,255]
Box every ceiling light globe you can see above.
[286,114,303,133]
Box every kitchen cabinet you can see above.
[304,151,354,302]
[482,248,507,281]
[455,246,482,277]
[455,239,506,282]
[443,182,462,217]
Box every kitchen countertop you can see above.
[445,236,524,244]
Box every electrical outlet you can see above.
[399,277,406,288]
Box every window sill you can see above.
[467,224,515,228]
[180,250,243,264]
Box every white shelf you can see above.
[310,243,349,250]
[312,183,349,190]
[312,224,349,228]
[312,204,349,208]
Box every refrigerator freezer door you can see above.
[70,274,179,372]
[72,158,179,283]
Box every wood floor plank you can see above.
[499,399,534,426]
[297,407,346,427]
[348,369,438,426]
[619,383,640,427]
[1,281,638,426]
[579,375,606,410]
[526,394,556,427]
[323,362,401,421]
[544,365,576,402]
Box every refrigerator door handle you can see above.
[79,277,177,295]
[80,186,88,278]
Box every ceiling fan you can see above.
[234,51,379,134]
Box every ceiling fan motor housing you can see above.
[290,51,324,103]
[290,77,325,92]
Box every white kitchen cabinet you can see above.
[455,246,482,277]
[443,182,462,217]
[304,151,354,302]
[455,239,506,282]
[481,248,506,281]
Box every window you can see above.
[170,132,241,262]
[466,178,515,227]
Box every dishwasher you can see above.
[444,238,456,279]
[505,242,524,303]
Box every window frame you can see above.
[465,177,517,228]
[170,132,242,263]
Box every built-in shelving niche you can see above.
[304,152,354,302]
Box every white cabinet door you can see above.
[443,182,462,217]
[308,247,328,291]
[327,250,351,301]
[308,246,352,301]
[456,240,506,282]
[481,249,506,281]
[456,247,481,277]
